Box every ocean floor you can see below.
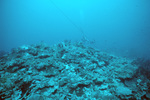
[0,40,150,100]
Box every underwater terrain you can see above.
[0,41,150,100]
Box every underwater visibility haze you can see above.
[0,0,150,59]
[0,0,150,99]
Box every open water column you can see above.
[0,0,150,99]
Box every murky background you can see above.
[0,0,150,59]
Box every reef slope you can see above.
[0,41,150,100]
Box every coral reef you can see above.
[0,40,149,100]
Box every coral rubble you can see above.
[0,41,150,100]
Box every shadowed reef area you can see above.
[0,40,150,100]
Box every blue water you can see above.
[0,0,150,59]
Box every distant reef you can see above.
[0,40,150,100]
[0,51,8,57]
